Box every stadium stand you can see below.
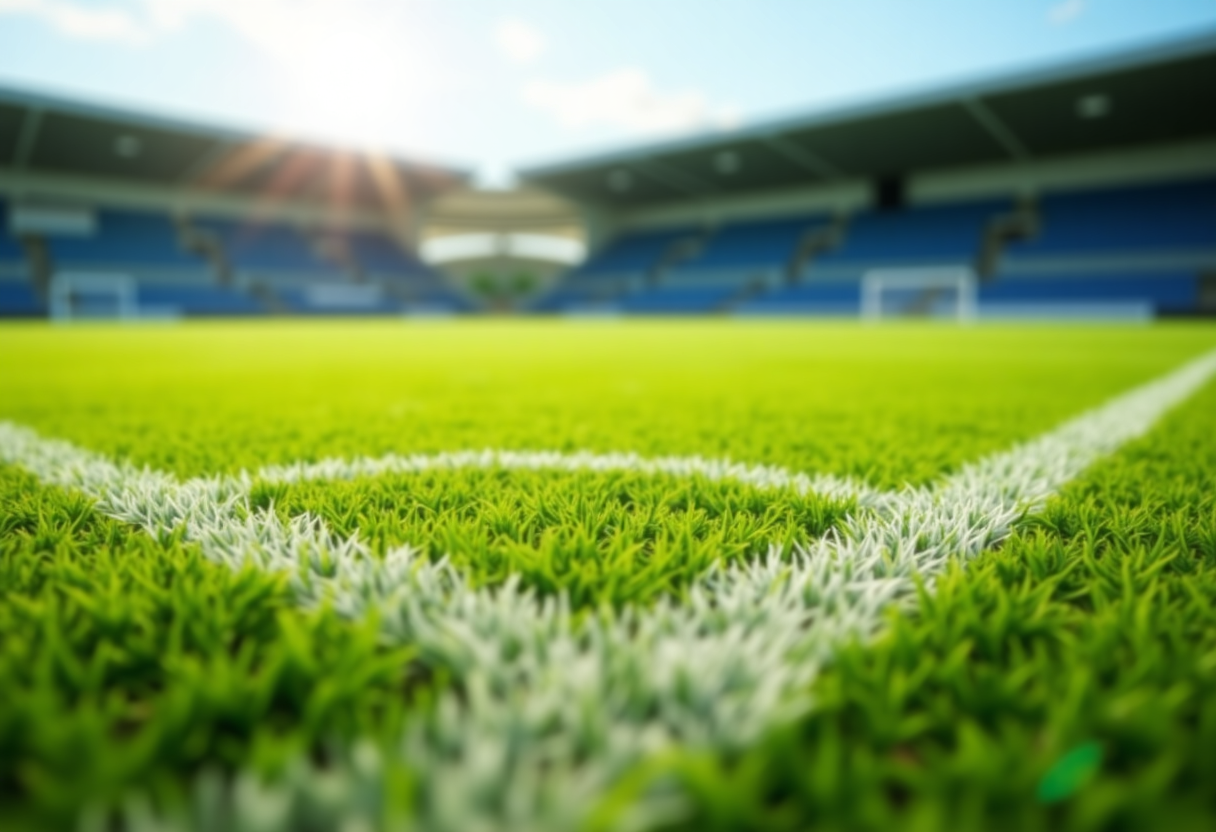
[0,200,44,316]
[977,272,1197,314]
[136,284,266,316]
[3,32,1215,319]
[571,227,699,279]
[0,200,26,269]
[0,280,43,317]
[812,199,1007,266]
[685,216,827,270]
[536,180,1214,317]
[523,32,1216,319]
[192,217,337,278]
[986,178,1216,316]
[618,285,738,314]
[45,208,203,271]
[1007,178,1216,256]
[735,282,863,316]
[341,230,433,278]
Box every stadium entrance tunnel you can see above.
[419,186,587,310]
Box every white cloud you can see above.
[0,0,149,42]
[495,19,544,64]
[524,68,739,137]
[1048,0,1086,25]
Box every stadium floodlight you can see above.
[861,266,977,322]
[49,273,137,321]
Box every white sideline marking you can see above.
[2,348,1215,831]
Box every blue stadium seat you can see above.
[343,231,433,277]
[980,272,1197,314]
[194,217,336,275]
[685,216,827,269]
[0,280,45,316]
[816,199,1008,264]
[136,284,265,316]
[736,282,862,315]
[47,208,202,268]
[617,285,736,313]
[1009,179,1216,256]
[572,227,698,278]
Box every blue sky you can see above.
[2,0,1215,183]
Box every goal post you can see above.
[50,273,137,321]
[861,266,977,322]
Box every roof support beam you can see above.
[11,108,44,170]
[197,136,291,190]
[177,138,236,184]
[962,97,1030,161]
[364,152,414,227]
[762,134,844,179]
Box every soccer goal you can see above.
[49,273,137,321]
[861,266,977,322]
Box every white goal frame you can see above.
[49,273,137,321]
[861,266,977,322]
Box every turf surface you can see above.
[1,320,1214,830]
[638,379,1216,832]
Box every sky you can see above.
[2,0,1215,185]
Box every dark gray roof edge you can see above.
[518,27,1216,179]
[0,80,471,180]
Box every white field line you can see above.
[258,448,882,508]
[2,348,1215,831]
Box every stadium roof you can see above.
[0,85,468,212]
[520,30,1216,208]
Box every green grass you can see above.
[642,378,1216,832]
[1,320,1215,830]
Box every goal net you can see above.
[861,266,977,322]
[50,274,137,321]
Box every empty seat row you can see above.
[980,272,1197,312]
[572,227,698,278]
[818,199,1008,264]
[1008,179,1216,256]
[137,285,266,315]
[0,281,43,316]
[49,210,200,269]
[618,285,736,313]
[542,177,1216,315]
[0,201,437,281]
[689,216,826,269]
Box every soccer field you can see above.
[2,320,1216,831]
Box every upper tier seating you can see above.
[46,208,203,269]
[571,227,697,278]
[815,198,1008,265]
[683,216,827,270]
[343,231,434,277]
[194,218,336,275]
[1008,179,1216,256]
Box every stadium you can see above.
[2,4,1216,831]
